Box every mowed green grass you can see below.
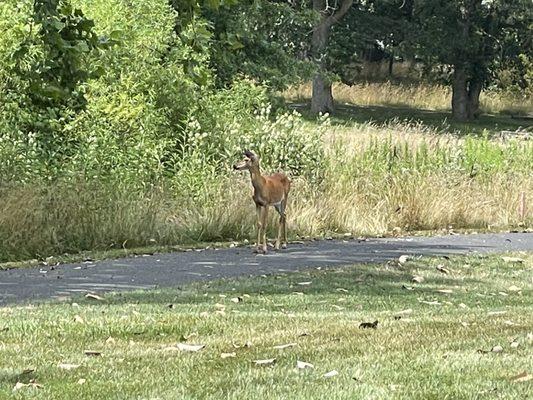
[1,253,532,399]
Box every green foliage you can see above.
[181,79,326,181]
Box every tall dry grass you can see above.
[1,122,531,262]
[286,82,533,115]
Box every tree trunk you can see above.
[388,53,394,77]
[310,0,353,115]
[467,78,482,119]
[311,72,334,113]
[452,65,469,121]
[311,19,332,114]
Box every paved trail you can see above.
[1,233,531,305]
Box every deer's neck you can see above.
[249,167,265,192]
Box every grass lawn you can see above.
[1,253,532,399]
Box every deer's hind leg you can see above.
[254,204,263,253]
[274,199,287,250]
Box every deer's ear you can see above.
[244,150,257,160]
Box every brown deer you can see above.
[233,150,290,254]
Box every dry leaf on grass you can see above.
[436,289,453,294]
[507,285,522,292]
[491,345,504,353]
[175,343,205,352]
[232,341,252,349]
[411,275,424,283]
[12,380,43,392]
[398,255,409,264]
[359,320,378,329]
[501,257,524,264]
[230,297,243,303]
[220,352,236,359]
[21,368,35,375]
[296,360,314,369]
[77,378,86,385]
[419,300,441,306]
[323,370,339,378]
[297,281,312,286]
[84,350,102,357]
[273,343,297,350]
[510,341,519,348]
[74,315,84,324]
[58,363,80,371]
[436,265,450,274]
[253,358,276,366]
[85,293,104,301]
[336,288,349,293]
[511,372,532,383]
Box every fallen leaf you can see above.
[12,382,26,392]
[394,309,413,318]
[84,350,101,356]
[491,345,503,353]
[297,281,312,286]
[436,289,453,294]
[273,343,297,350]
[296,360,314,369]
[336,288,349,293]
[220,352,236,359]
[411,275,424,283]
[230,297,243,303]
[85,293,104,301]
[419,300,441,306]
[332,305,345,311]
[458,303,468,309]
[359,320,378,329]
[510,341,519,348]
[254,358,276,366]
[398,255,409,264]
[501,257,524,264]
[175,343,205,352]
[402,284,414,291]
[511,371,532,383]
[74,315,84,324]
[58,363,80,370]
[507,285,522,292]
[323,370,339,378]
[77,378,86,385]
[21,368,35,375]
[232,341,252,349]
[487,311,506,316]
[12,380,43,392]
[436,265,450,274]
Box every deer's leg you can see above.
[280,197,288,249]
[255,204,263,253]
[260,205,269,254]
[274,202,284,250]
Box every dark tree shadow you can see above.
[289,101,532,136]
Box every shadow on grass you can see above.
[290,101,531,136]
[99,260,484,308]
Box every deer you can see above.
[233,150,290,254]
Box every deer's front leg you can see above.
[255,204,263,253]
[260,205,269,254]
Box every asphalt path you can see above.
[1,232,531,306]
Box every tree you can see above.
[311,0,353,114]
[413,0,532,121]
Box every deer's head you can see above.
[233,150,259,171]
